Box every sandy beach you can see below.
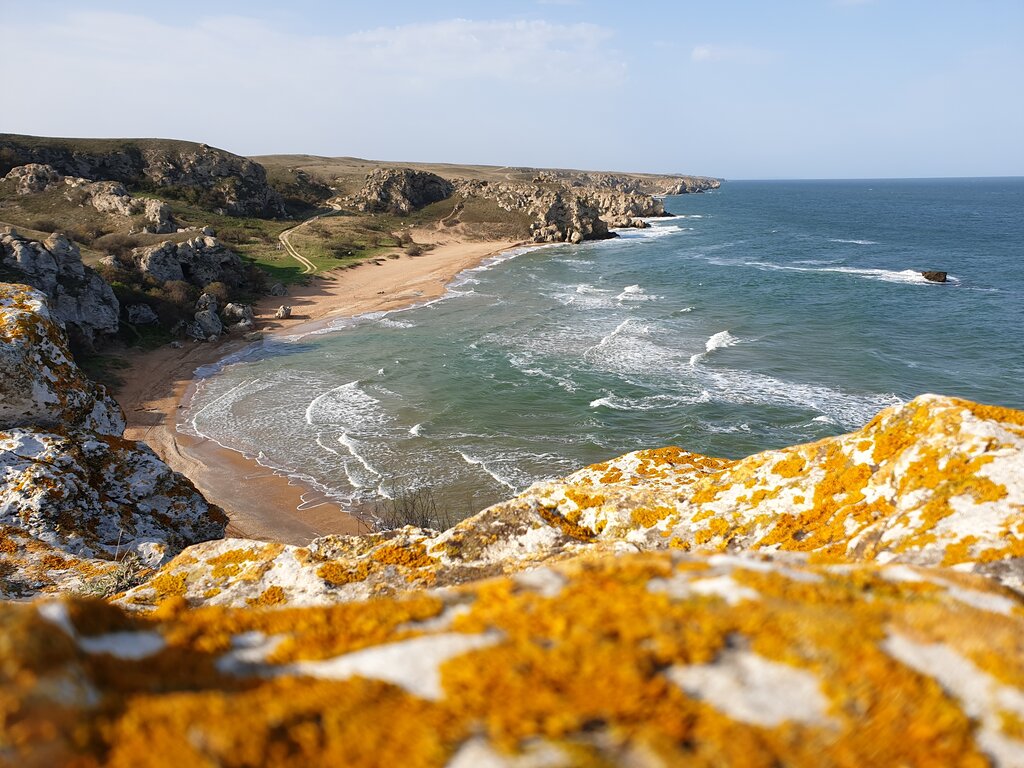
[115,229,523,545]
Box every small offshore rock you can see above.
[921,270,948,283]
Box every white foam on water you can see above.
[828,238,879,245]
[613,224,687,241]
[745,261,959,286]
[459,451,518,492]
[589,391,711,411]
[616,284,661,302]
[338,432,381,484]
[409,423,423,437]
[304,380,388,430]
[698,367,903,428]
[377,317,414,329]
[689,330,741,366]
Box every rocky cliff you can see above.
[0,284,226,598]
[104,235,248,290]
[0,134,285,217]
[0,228,119,345]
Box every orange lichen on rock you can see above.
[4,551,1023,767]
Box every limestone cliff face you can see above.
[1,230,120,345]
[0,284,226,597]
[0,134,285,217]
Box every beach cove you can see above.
[115,227,525,544]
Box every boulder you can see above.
[113,236,246,289]
[85,181,136,216]
[195,292,219,312]
[221,302,254,326]
[143,198,176,234]
[191,309,222,339]
[921,270,948,283]
[274,305,292,319]
[269,282,287,296]
[2,162,62,194]
[0,230,119,344]
[0,284,124,436]
[126,303,159,325]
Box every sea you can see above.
[182,178,1024,518]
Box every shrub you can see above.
[372,484,453,532]
[30,218,60,233]
[202,281,230,305]
[94,232,143,258]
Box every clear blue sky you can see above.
[3,0,1022,178]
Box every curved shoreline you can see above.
[114,231,525,545]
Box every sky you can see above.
[2,0,1023,179]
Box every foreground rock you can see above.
[1,229,119,345]
[6,551,1024,766]
[119,394,1024,611]
[0,284,226,597]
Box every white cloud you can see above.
[0,11,625,157]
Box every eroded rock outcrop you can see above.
[0,134,285,217]
[0,230,119,344]
[0,284,226,597]
[0,284,123,435]
[105,235,246,289]
[2,162,62,194]
[352,168,455,214]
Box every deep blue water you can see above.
[183,178,1024,516]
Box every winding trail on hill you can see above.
[278,202,346,275]
[278,220,318,274]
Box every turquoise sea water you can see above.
[183,178,1024,516]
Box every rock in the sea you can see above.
[352,168,454,214]
[1,230,120,345]
[126,303,159,325]
[0,284,124,435]
[274,304,292,319]
[2,162,63,194]
[921,270,948,283]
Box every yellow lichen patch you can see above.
[771,453,807,479]
[248,586,287,607]
[207,547,266,579]
[537,506,596,542]
[630,505,674,529]
[563,488,607,511]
